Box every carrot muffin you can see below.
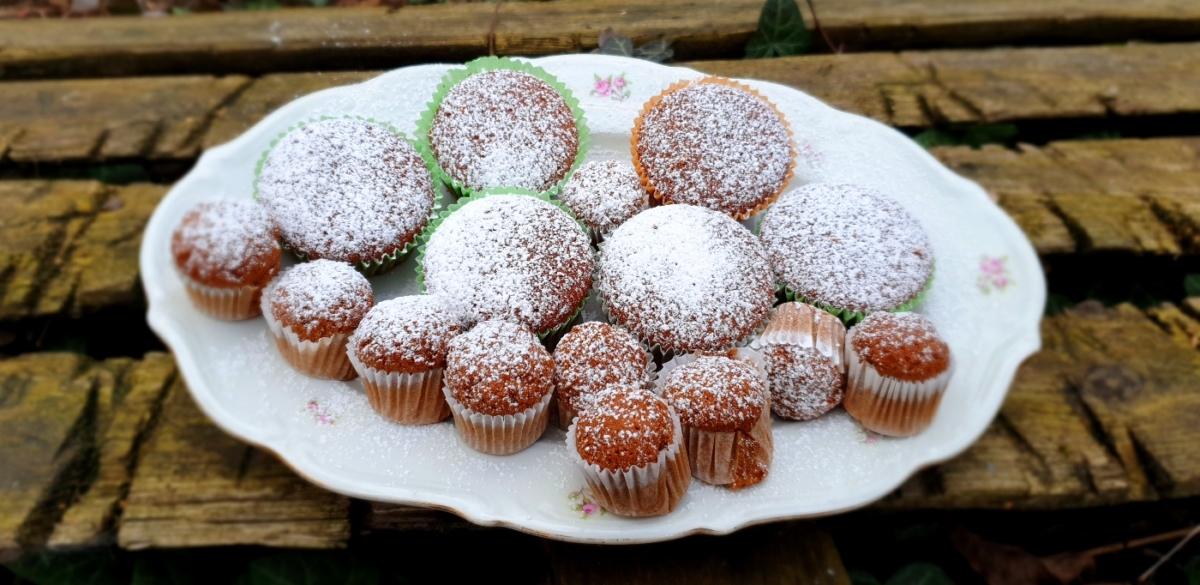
[758,183,933,320]
[171,200,280,320]
[596,204,774,355]
[751,302,847,421]
[443,320,555,455]
[844,312,953,437]
[256,118,436,275]
[566,386,691,517]
[557,160,648,242]
[659,353,773,489]
[261,259,373,380]
[428,68,580,194]
[347,295,462,424]
[632,77,794,220]
[420,193,593,336]
[552,322,654,429]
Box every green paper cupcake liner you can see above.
[413,56,592,200]
[415,187,592,340]
[253,115,441,277]
[779,264,936,326]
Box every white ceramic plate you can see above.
[140,54,1044,544]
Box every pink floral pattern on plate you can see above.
[978,256,1013,294]
[568,486,606,518]
[855,427,880,445]
[591,73,631,102]
[306,399,334,425]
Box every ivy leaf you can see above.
[633,39,675,63]
[1045,293,1074,316]
[849,570,883,585]
[745,0,811,59]
[242,551,379,585]
[885,562,954,585]
[6,549,126,585]
[593,28,634,58]
[1184,555,1200,585]
[1184,274,1200,297]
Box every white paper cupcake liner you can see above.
[656,348,773,488]
[443,386,552,455]
[750,302,848,421]
[842,327,954,437]
[181,275,264,321]
[565,408,691,517]
[263,302,356,381]
[346,343,450,425]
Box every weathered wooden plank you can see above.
[47,353,176,549]
[0,76,249,163]
[2,0,1200,79]
[546,521,848,585]
[117,376,351,550]
[0,353,91,561]
[0,181,167,321]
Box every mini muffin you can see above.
[443,320,555,455]
[843,312,953,437]
[632,77,794,220]
[171,200,280,320]
[751,302,847,421]
[420,193,593,336]
[758,183,933,321]
[427,66,581,194]
[557,160,648,243]
[596,204,774,355]
[566,386,691,517]
[659,352,773,489]
[347,295,462,424]
[552,322,654,429]
[261,259,373,380]
[256,118,436,275]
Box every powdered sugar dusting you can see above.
[422,194,593,334]
[171,200,278,286]
[351,295,461,372]
[430,70,579,193]
[661,355,767,433]
[849,312,950,382]
[554,322,652,413]
[445,320,554,416]
[574,386,673,471]
[759,183,933,314]
[558,160,647,235]
[264,259,373,338]
[597,205,773,353]
[761,344,845,421]
[257,119,435,264]
[636,82,791,218]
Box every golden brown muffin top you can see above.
[661,355,767,433]
[171,200,280,289]
[574,386,674,472]
[445,320,555,416]
[850,312,950,382]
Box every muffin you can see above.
[843,312,953,437]
[566,386,691,517]
[758,183,933,322]
[659,352,773,489]
[552,322,654,429]
[632,77,794,220]
[557,160,648,243]
[443,320,555,455]
[261,259,373,380]
[419,192,593,336]
[347,295,462,424]
[596,204,774,355]
[256,118,436,275]
[751,302,847,421]
[425,60,584,195]
[171,200,280,320]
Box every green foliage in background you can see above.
[1184,273,1200,297]
[848,562,954,585]
[745,0,811,58]
[913,124,1018,149]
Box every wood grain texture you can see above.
[1,0,1199,79]
[0,181,167,320]
[116,377,351,550]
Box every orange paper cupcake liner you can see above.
[630,76,798,221]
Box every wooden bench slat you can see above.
[1,0,1199,80]
[116,376,351,550]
